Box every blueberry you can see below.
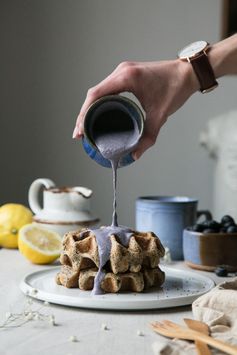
[208,220,221,232]
[203,228,216,234]
[198,224,207,232]
[215,266,228,277]
[201,220,220,231]
[227,225,237,233]
[221,215,235,225]
[192,224,205,232]
[223,222,235,230]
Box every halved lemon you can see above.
[18,224,62,264]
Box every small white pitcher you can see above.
[28,178,99,236]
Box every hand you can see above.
[73,59,199,159]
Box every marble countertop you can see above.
[0,248,228,355]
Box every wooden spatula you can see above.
[184,318,211,355]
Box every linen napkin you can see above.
[152,277,237,354]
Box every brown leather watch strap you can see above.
[190,52,218,93]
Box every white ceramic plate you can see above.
[20,266,215,310]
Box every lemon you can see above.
[0,203,33,248]
[18,224,61,264]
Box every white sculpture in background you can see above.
[200,110,237,221]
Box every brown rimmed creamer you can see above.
[28,178,99,236]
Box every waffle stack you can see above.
[56,228,165,293]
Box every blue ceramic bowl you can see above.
[183,229,237,271]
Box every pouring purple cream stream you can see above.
[80,107,140,294]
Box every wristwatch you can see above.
[178,41,218,93]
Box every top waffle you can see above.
[59,227,165,275]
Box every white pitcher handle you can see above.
[28,178,55,215]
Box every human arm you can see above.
[73,34,237,160]
[209,34,237,77]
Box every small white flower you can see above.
[31,288,38,296]
[48,315,55,325]
[136,330,144,336]
[69,335,78,342]
[101,323,108,330]
[25,312,33,321]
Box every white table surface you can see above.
[0,248,229,355]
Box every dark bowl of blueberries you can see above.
[183,215,237,273]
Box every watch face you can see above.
[178,41,208,59]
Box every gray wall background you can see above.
[1,0,237,227]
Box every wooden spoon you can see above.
[184,318,211,355]
[150,320,237,355]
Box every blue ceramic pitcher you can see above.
[82,95,144,168]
